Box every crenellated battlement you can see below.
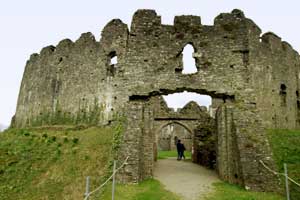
[130,9,161,36]
[259,31,299,59]
[174,15,201,33]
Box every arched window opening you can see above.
[182,44,197,74]
[280,84,287,106]
[109,51,118,66]
[110,55,118,65]
[107,51,118,77]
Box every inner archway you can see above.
[153,91,217,165]
[158,122,192,152]
[156,121,193,160]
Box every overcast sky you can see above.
[1,0,300,126]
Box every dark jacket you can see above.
[176,143,185,152]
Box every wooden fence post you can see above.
[284,163,290,200]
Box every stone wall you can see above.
[13,9,300,192]
[193,115,216,169]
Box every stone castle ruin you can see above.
[13,9,300,192]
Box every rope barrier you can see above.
[84,156,129,200]
[259,160,300,187]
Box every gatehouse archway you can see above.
[156,121,193,151]
[118,88,254,188]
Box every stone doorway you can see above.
[157,122,192,152]
[152,93,215,165]
[153,92,217,167]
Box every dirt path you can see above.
[154,158,220,200]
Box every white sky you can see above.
[1,0,300,126]
[163,92,212,110]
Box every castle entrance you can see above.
[119,85,271,190]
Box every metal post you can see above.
[284,163,290,200]
[85,176,90,199]
[112,160,117,200]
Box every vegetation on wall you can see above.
[23,99,107,127]
[193,123,216,169]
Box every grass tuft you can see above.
[204,182,283,200]
[101,179,181,200]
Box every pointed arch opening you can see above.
[157,122,193,152]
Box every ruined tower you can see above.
[13,9,300,192]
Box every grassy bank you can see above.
[204,129,300,200]
[204,182,283,200]
[1,127,298,199]
[0,126,114,200]
[267,129,300,199]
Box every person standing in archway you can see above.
[176,139,186,160]
[181,141,186,160]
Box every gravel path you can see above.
[154,158,220,200]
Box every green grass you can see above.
[267,129,300,199]
[267,129,300,167]
[158,150,191,159]
[1,127,298,200]
[101,179,181,200]
[204,182,283,200]
[0,126,181,200]
[0,126,114,200]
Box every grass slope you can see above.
[0,126,182,200]
[0,126,114,200]
[268,129,300,199]
[204,182,283,200]
[203,129,300,200]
